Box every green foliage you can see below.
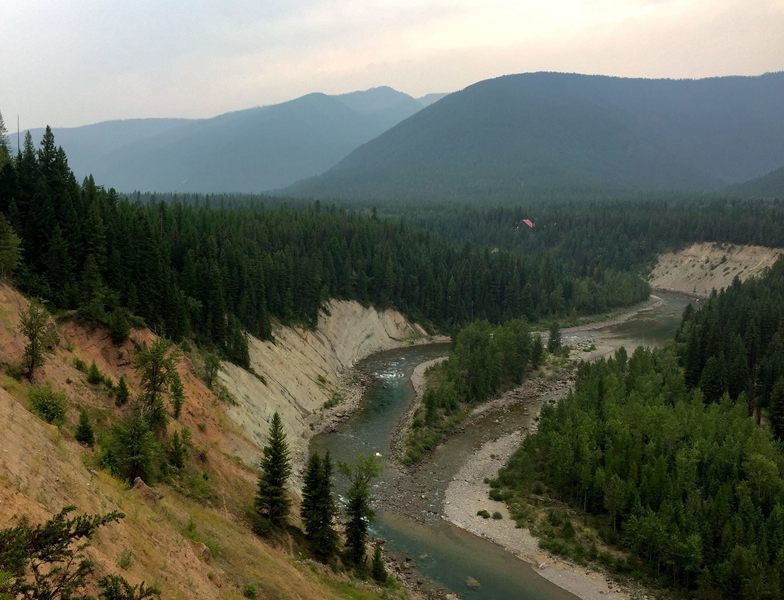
[107,307,132,345]
[0,214,20,280]
[202,351,221,389]
[167,429,191,470]
[74,409,94,447]
[546,322,561,354]
[242,582,258,599]
[87,360,103,385]
[476,510,490,519]
[340,457,381,572]
[499,346,784,597]
[19,300,58,381]
[406,318,537,463]
[100,410,164,484]
[301,452,339,562]
[133,338,183,433]
[491,511,503,520]
[370,543,387,585]
[97,576,160,600]
[73,357,87,372]
[676,258,784,421]
[0,506,158,600]
[115,376,130,407]
[28,384,67,426]
[254,412,291,529]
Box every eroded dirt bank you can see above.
[218,300,447,470]
[649,241,781,297]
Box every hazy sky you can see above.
[3,0,783,128]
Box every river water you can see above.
[311,291,695,599]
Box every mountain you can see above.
[285,72,784,202]
[727,165,784,199]
[15,87,433,193]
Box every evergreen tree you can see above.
[301,453,322,540]
[700,355,726,404]
[371,542,387,584]
[87,360,103,384]
[301,452,338,562]
[19,300,59,381]
[0,214,21,279]
[341,457,381,571]
[770,378,784,442]
[0,507,160,599]
[133,338,182,433]
[75,409,95,447]
[101,410,163,484]
[547,321,562,353]
[255,412,291,529]
[115,375,130,407]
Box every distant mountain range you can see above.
[15,87,447,193]
[285,72,784,201]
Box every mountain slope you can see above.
[726,164,784,198]
[286,72,784,201]
[17,87,431,193]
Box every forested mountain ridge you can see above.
[727,164,784,199]
[12,87,433,194]
[286,71,784,201]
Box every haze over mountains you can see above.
[287,72,784,201]
[16,87,446,194]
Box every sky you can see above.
[2,0,783,129]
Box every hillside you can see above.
[286,71,784,201]
[726,164,784,199]
[649,242,782,296]
[0,283,424,599]
[15,87,431,193]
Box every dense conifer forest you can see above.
[495,259,784,599]
[0,127,654,365]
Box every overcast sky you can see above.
[2,0,783,129]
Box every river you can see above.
[310,291,695,599]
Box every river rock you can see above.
[465,576,481,589]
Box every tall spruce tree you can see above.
[133,338,183,433]
[0,214,21,279]
[371,542,387,584]
[341,457,381,571]
[255,412,291,528]
[770,378,784,441]
[301,451,338,562]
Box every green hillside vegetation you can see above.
[404,319,543,463]
[494,259,784,598]
[0,127,652,366]
[287,72,784,201]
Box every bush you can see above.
[87,360,103,385]
[73,357,87,372]
[29,385,67,425]
[492,511,503,520]
[243,583,258,598]
[75,409,95,447]
[477,510,490,519]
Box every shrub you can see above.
[116,548,134,570]
[75,409,95,447]
[243,583,258,598]
[477,510,490,519]
[87,360,103,385]
[73,357,87,372]
[29,385,67,425]
[492,511,503,520]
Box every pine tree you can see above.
[75,409,95,447]
[547,321,562,353]
[133,338,182,433]
[770,378,784,441]
[371,542,387,584]
[301,453,322,540]
[115,375,130,407]
[301,451,338,562]
[19,300,59,381]
[341,457,381,571]
[87,360,103,384]
[0,214,21,279]
[255,412,291,529]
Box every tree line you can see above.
[494,262,784,598]
[405,318,544,463]
[676,258,784,435]
[0,126,657,369]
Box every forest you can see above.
[0,127,652,366]
[495,259,784,599]
[404,318,543,463]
